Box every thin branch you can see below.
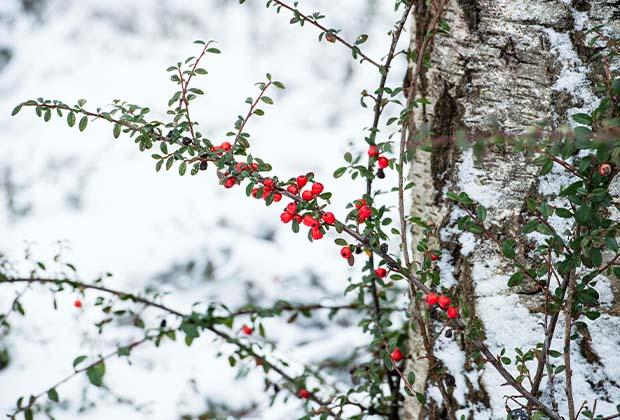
[268,0,381,69]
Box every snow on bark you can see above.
[405,0,619,419]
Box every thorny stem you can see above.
[268,0,381,69]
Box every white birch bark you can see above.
[404,1,620,419]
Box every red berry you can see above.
[250,163,259,171]
[303,214,317,227]
[281,212,293,223]
[242,325,253,335]
[447,306,459,319]
[430,254,438,261]
[302,190,314,201]
[287,184,299,194]
[425,293,439,306]
[438,295,451,310]
[224,177,236,189]
[390,347,403,362]
[296,175,308,188]
[368,145,379,157]
[286,203,298,214]
[375,268,387,278]
[599,163,612,177]
[378,156,389,169]
[74,299,82,308]
[263,178,274,188]
[252,188,260,198]
[311,228,323,240]
[293,214,302,223]
[273,192,282,202]
[262,187,273,198]
[322,212,336,225]
[311,183,324,195]
[340,246,352,259]
[220,141,232,151]
[297,388,310,399]
[358,205,372,222]
[355,199,366,210]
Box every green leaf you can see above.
[72,355,87,368]
[260,96,273,105]
[333,167,346,178]
[476,205,487,222]
[574,204,592,225]
[572,113,593,126]
[113,124,121,139]
[78,116,88,132]
[206,48,221,54]
[86,361,106,387]
[508,271,524,287]
[11,104,22,116]
[502,239,517,259]
[67,111,76,127]
[47,388,59,402]
[179,162,187,176]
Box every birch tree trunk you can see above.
[404,1,620,419]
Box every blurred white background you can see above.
[0,1,411,418]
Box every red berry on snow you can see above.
[368,145,379,157]
[425,293,439,306]
[311,228,323,240]
[599,163,612,177]
[377,156,389,169]
[302,190,314,201]
[281,212,293,223]
[430,254,438,261]
[447,306,459,319]
[242,325,253,335]
[390,348,403,362]
[220,141,232,151]
[224,177,236,189]
[340,246,352,259]
[311,183,324,195]
[375,268,387,278]
[322,212,336,225]
[296,175,308,188]
[438,295,451,310]
[287,184,299,194]
[74,299,82,309]
[297,388,310,399]
[273,192,282,202]
[355,199,366,210]
[286,203,298,214]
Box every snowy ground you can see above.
[0,0,412,418]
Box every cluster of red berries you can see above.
[285,175,324,202]
[354,199,372,223]
[368,145,390,178]
[277,175,335,240]
[425,293,458,319]
[251,178,283,202]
